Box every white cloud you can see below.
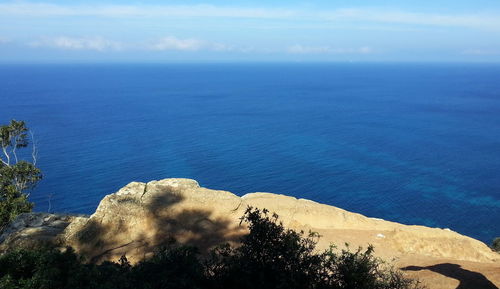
[27,36,235,53]
[147,37,233,52]
[288,45,332,54]
[287,45,373,55]
[149,37,203,51]
[0,3,294,19]
[321,9,500,30]
[0,3,499,31]
[29,36,124,51]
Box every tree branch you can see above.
[30,130,38,166]
[1,145,10,166]
[0,154,8,166]
[12,142,18,164]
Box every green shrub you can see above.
[206,207,424,289]
[205,208,324,289]
[492,237,500,252]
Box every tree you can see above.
[0,120,41,230]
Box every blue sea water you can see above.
[0,63,499,244]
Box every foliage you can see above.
[492,237,500,252]
[0,246,203,289]
[206,207,424,289]
[319,244,420,289]
[0,120,41,230]
[205,207,324,289]
[0,247,133,289]
[0,208,424,289]
[132,246,204,289]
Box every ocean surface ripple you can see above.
[1,63,499,243]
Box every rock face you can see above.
[1,178,499,288]
[0,213,80,252]
[63,179,246,263]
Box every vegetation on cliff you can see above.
[0,207,423,289]
[0,120,41,231]
[492,237,500,253]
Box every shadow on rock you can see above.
[401,263,498,289]
[146,194,244,254]
[68,181,245,263]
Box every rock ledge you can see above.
[1,178,498,267]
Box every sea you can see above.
[0,63,499,244]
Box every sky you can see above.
[1,0,500,62]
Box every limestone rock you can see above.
[0,213,82,252]
[63,178,246,263]
[57,178,499,264]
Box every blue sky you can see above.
[1,0,500,62]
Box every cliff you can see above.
[1,178,498,289]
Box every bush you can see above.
[132,245,204,289]
[206,207,423,289]
[0,246,203,289]
[492,237,500,252]
[205,208,324,289]
[0,207,424,289]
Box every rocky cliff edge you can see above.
[1,178,498,288]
